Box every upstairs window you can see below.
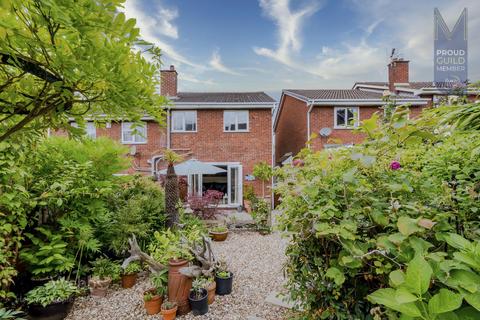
[71,121,96,139]
[224,110,249,132]
[172,111,197,132]
[334,107,359,129]
[121,122,147,144]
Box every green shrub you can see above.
[123,261,142,275]
[25,279,78,307]
[90,258,121,281]
[276,106,480,319]
[102,176,166,255]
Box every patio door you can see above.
[188,174,202,196]
[227,165,242,206]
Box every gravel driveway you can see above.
[66,231,288,320]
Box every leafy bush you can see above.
[251,198,270,231]
[253,161,273,198]
[25,279,78,307]
[102,176,166,255]
[150,269,168,296]
[123,261,142,275]
[276,106,480,319]
[0,308,25,320]
[20,227,75,278]
[148,230,193,265]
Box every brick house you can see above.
[69,66,276,207]
[274,58,478,165]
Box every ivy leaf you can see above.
[428,289,463,315]
[389,269,406,287]
[404,255,432,295]
[325,267,345,286]
[397,216,422,236]
[395,288,418,303]
[444,233,472,250]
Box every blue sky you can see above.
[124,0,480,99]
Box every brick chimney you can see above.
[160,65,177,97]
[388,58,409,92]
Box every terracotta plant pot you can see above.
[209,230,228,242]
[207,281,216,305]
[88,277,111,297]
[144,291,162,315]
[168,259,192,315]
[161,305,178,320]
[244,200,252,214]
[121,273,137,289]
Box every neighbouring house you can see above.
[274,58,479,165]
[63,66,276,208]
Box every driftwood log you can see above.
[179,236,216,278]
[121,234,166,272]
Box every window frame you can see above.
[171,110,197,133]
[334,107,360,129]
[71,121,96,139]
[223,110,249,132]
[121,121,147,144]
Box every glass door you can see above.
[188,174,202,196]
[227,165,242,206]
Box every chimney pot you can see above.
[170,65,175,71]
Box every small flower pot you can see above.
[161,305,178,320]
[209,230,228,241]
[188,288,208,316]
[207,281,216,305]
[215,272,233,295]
[144,289,163,315]
[28,297,75,320]
[88,277,111,297]
[121,273,137,289]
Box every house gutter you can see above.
[306,101,314,144]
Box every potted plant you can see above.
[121,261,142,289]
[25,278,78,320]
[88,257,120,297]
[209,225,228,241]
[161,300,178,320]
[205,277,216,305]
[188,278,209,315]
[143,289,162,315]
[214,258,233,295]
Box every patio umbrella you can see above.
[157,159,226,175]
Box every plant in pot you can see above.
[214,258,233,295]
[149,230,193,315]
[188,278,209,315]
[143,288,163,315]
[88,258,120,297]
[205,277,216,305]
[209,224,228,242]
[121,261,142,289]
[25,278,78,320]
[161,300,178,320]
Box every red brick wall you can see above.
[274,95,308,164]
[161,65,177,97]
[171,109,272,196]
[310,105,425,150]
[388,60,409,91]
[96,121,168,173]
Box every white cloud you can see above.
[254,0,323,66]
[123,0,204,69]
[209,49,243,75]
[179,73,216,86]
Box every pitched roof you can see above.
[354,81,463,90]
[285,89,384,100]
[174,92,276,103]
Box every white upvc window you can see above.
[71,121,96,139]
[171,111,197,132]
[224,110,249,132]
[121,122,147,144]
[334,107,359,129]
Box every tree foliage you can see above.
[276,104,480,319]
[0,0,166,142]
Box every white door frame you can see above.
[200,162,242,207]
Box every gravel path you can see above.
[66,231,288,320]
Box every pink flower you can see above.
[292,159,304,167]
[390,161,401,170]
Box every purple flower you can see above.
[390,161,401,170]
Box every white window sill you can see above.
[121,141,148,145]
[223,130,250,133]
[172,130,197,133]
[333,126,357,130]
